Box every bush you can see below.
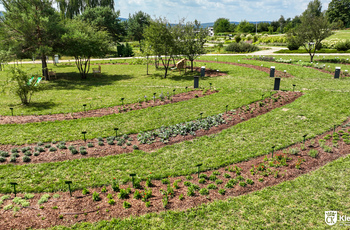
[6,67,43,105]
[335,40,350,51]
[0,157,6,162]
[225,42,259,53]
[308,149,318,158]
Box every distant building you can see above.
[208,27,214,36]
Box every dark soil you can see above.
[0,90,216,125]
[196,60,294,78]
[0,91,302,165]
[1,116,349,230]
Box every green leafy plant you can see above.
[101,186,107,193]
[112,178,120,192]
[92,192,101,201]
[207,184,218,190]
[23,156,31,162]
[199,188,209,195]
[308,149,318,158]
[179,194,184,200]
[246,179,254,185]
[108,199,115,205]
[123,201,131,209]
[187,186,195,197]
[145,201,151,207]
[239,181,247,187]
[82,188,90,195]
[161,178,170,184]
[24,193,35,199]
[53,194,60,199]
[198,178,206,184]
[223,173,231,178]
[117,189,129,199]
[38,194,50,204]
[134,190,142,199]
[218,189,226,195]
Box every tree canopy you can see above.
[56,0,114,19]
[0,0,63,79]
[76,6,125,42]
[61,19,111,79]
[213,18,231,33]
[327,0,350,28]
[290,0,332,62]
[127,11,151,50]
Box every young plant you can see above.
[199,188,209,195]
[308,149,318,158]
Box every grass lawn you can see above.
[1,55,350,229]
[324,30,350,41]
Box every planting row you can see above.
[1,120,350,229]
[0,91,302,165]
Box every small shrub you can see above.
[0,157,6,162]
[10,156,16,162]
[199,188,209,195]
[218,189,226,195]
[37,147,45,152]
[24,193,35,199]
[225,42,259,53]
[33,152,40,156]
[38,194,50,204]
[80,146,87,155]
[107,193,113,199]
[70,147,78,155]
[246,179,254,185]
[207,184,218,190]
[118,189,129,199]
[37,142,43,146]
[52,206,58,209]
[223,173,231,178]
[289,147,300,155]
[145,201,151,207]
[98,141,104,146]
[187,187,195,196]
[134,190,142,199]
[161,178,170,184]
[23,156,31,162]
[308,149,318,158]
[0,151,9,157]
[87,142,94,148]
[58,144,67,150]
[179,194,184,200]
[212,171,221,175]
[11,148,18,154]
[198,178,206,184]
[92,192,101,201]
[53,194,60,199]
[184,181,192,187]
[199,173,208,179]
[82,188,89,195]
[239,181,247,187]
[108,199,115,205]
[186,175,193,180]
[132,145,139,150]
[44,144,51,149]
[49,147,57,152]
[107,140,114,145]
[258,178,264,182]
[123,201,131,209]
[215,179,223,184]
[3,204,13,210]
[208,175,217,181]
[101,187,107,193]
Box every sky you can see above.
[0,0,332,23]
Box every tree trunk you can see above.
[191,60,194,72]
[41,54,48,80]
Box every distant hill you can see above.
[118,17,127,21]
[0,11,3,17]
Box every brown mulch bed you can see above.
[0,117,349,229]
[196,60,294,78]
[0,90,216,125]
[0,91,302,165]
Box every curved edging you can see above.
[0,117,349,229]
[0,91,302,165]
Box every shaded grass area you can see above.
[0,91,349,193]
[51,154,350,229]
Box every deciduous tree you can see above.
[61,19,111,79]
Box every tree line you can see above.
[213,0,350,34]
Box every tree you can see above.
[236,20,255,33]
[327,0,350,28]
[0,0,63,80]
[56,0,114,19]
[77,6,125,42]
[291,0,332,62]
[177,20,208,72]
[213,18,230,33]
[127,11,151,51]
[278,15,286,33]
[144,17,177,78]
[61,19,111,79]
